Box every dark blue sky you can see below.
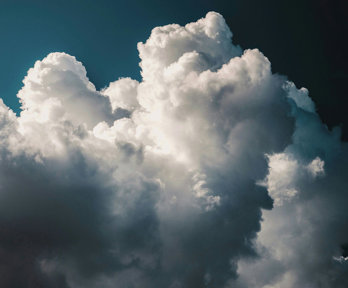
[1,0,347,138]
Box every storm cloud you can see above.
[0,12,347,288]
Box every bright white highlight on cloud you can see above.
[0,12,347,288]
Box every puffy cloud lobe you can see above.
[102,77,139,112]
[0,11,346,288]
[138,12,241,82]
[18,53,118,129]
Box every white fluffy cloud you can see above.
[0,11,347,288]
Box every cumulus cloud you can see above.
[0,11,347,288]
[233,83,348,288]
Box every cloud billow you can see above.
[0,11,347,288]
